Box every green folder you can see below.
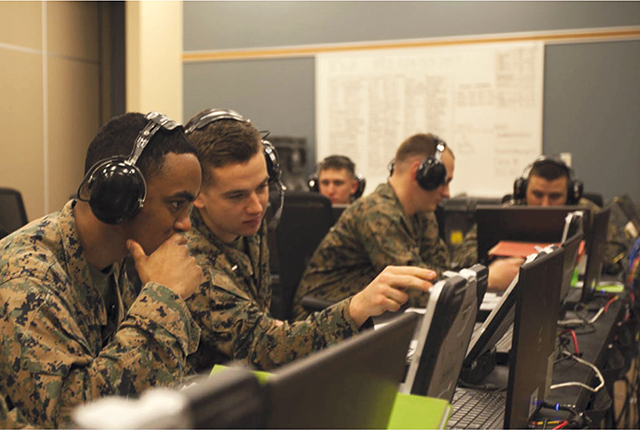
[388,393,451,429]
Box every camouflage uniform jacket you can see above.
[451,197,627,274]
[293,182,451,320]
[0,396,30,429]
[0,200,200,428]
[184,208,359,373]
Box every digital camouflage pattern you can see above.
[293,182,451,320]
[0,396,30,429]
[450,197,629,274]
[184,208,360,373]
[0,200,201,428]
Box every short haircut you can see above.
[185,111,262,185]
[528,159,570,182]
[84,112,195,181]
[394,133,453,164]
[319,155,356,178]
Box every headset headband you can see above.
[128,112,180,165]
[434,139,446,161]
[185,109,246,134]
[521,155,571,180]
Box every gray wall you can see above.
[183,1,640,202]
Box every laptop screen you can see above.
[264,312,418,429]
[475,205,591,265]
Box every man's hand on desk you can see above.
[348,266,436,328]
[487,257,525,291]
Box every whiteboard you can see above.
[315,41,545,198]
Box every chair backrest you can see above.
[583,191,604,207]
[273,191,334,321]
[0,188,28,237]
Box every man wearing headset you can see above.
[182,109,435,373]
[292,133,523,320]
[452,156,627,275]
[309,155,363,205]
[0,113,204,427]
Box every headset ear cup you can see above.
[353,175,366,199]
[263,141,281,184]
[417,158,447,191]
[88,161,146,224]
[308,174,319,192]
[569,179,584,205]
[513,177,527,201]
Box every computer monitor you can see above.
[505,246,564,428]
[183,367,266,428]
[580,206,612,304]
[464,247,562,371]
[72,367,265,429]
[264,312,418,429]
[401,265,487,400]
[475,205,591,265]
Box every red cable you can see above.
[560,329,580,356]
[604,295,618,312]
[552,421,569,429]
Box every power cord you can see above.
[549,351,605,393]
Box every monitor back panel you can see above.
[265,312,418,429]
[403,274,477,400]
[505,247,564,429]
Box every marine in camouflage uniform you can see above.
[293,182,451,320]
[450,197,628,275]
[0,201,200,428]
[184,207,360,373]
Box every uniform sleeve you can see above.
[187,271,359,373]
[0,278,200,428]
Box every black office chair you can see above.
[501,193,514,204]
[270,191,334,321]
[0,188,28,237]
[583,192,604,208]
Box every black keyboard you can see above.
[448,388,506,429]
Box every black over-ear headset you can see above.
[307,155,366,199]
[513,155,583,204]
[77,112,179,225]
[388,135,448,191]
[184,108,285,227]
